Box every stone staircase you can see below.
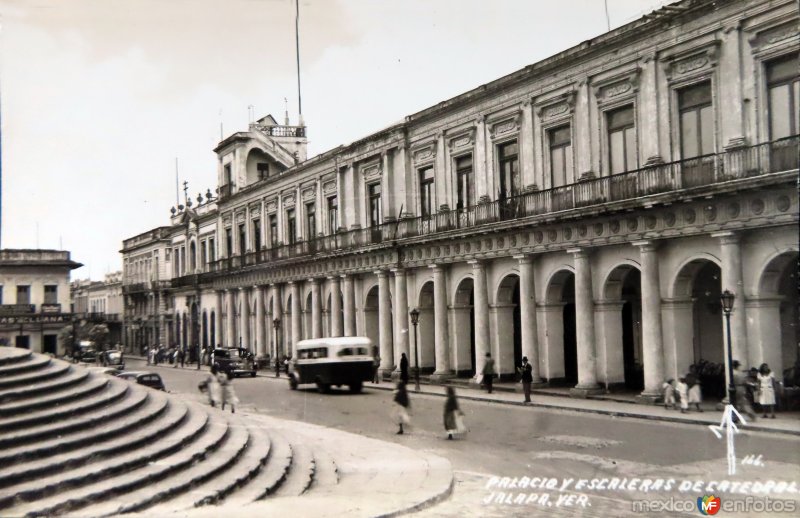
[0,347,452,517]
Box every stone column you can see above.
[516,255,542,383]
[430,265,451,380]
[639,54,663,164]
[342,274,356,337]
[271,284,282,357]
[255,286,266,358]
[225,289,235,351]
[634,241,665,401]
[714,231,748,389]
[568,248,601,395]
[392,268,410,373]
[720,23,746,148]
[376,270,394,374]
[329,276,342,336]
[310,278,322,339]
[239,287,250,351]
[214,291,223,348]
[290,281,301,358]
[469,260,490,381]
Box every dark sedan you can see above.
[118,371,166,391]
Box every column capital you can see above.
[239,286,248,291]
[308,277,321,285]
[566,247,590,257]
[513,254,533,264]
[374,269,388,278]
[468,259,485,270]
[327,275,339,282]
[632,240,659,252]
[711,231,740,245]
[390,267,406,276]
[428,264,446,272]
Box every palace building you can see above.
[122,0,799,400]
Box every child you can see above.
[687,375,703,412]
[676,377,689,414]
[662,379,676,410]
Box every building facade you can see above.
[70,272,124,346]
[122,0,799,399]
[0,249,82,355]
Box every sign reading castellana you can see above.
[122,0,798,406]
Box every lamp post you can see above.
[409,308,420,392]
[720,290,736,405]
[272,317,281,362]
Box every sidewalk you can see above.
[124,355,800,437]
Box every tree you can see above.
[89,324,110,351]
[58,325,75,353]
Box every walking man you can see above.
[400,353,409,385]
[519,356,533,403]
[482,352,496,394]
[732,360,756,420]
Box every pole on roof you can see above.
[295,0,303,126]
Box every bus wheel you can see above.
[316,381,330,394]
[289,376,298,390]
[349,382,363,394]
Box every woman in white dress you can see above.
[757,363,776,418]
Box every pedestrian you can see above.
[757,363,776,418]
[687,373,703,412]
[217,369,239,414]
[482,352,496,394]
[393,382,410,435]
[400,353,409,385]
[275,355,281,378]
[200,365,222,408]
[144,346,150,365]
[518,356,533,403]
[443,387,466,440]
[662,378,676,410]
[732,360,756,420]
[180,347,185,368]
[676,377,689,413]
[373,349,381,384]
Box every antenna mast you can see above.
[175,158,180,206]
[295,0,303,126]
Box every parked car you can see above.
[73,341,97,363]
[118,371,166,391]
[100,349,125,370]
[212,348,256,378]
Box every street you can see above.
[129,358,800,517]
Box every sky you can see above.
[0,0,674,280]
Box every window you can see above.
[678,81,714,159]
[252,219,262,250]
[305,203,316,238]
[0,286,3,304]
[238,223,246,255]
[327,196,338,234]
[209,238,216,262]
[44,285,57,304]
[269,214,278,247]
[17,285,30,305]
[201,241,208,267]
[257,162,269,180]
[286,209,297,245]
[497,141,519,198]
[419,167,435,218]
[455,154,474,210]
[549,125,573,187]
[225,228,233,257]
[367,183,382,227]
[223,163,232,185]
[767,55,800,140]
[165,248,171,262]
[607,105,637,174]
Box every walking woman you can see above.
[217,369,239,414]
[201,365,222,408]
[393,382,410,435]
[757,363,776,418]
[443,387,466,440]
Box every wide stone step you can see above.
[0,348,31,366]
[0,393,190,489]
[308,448,339,490]
[0,368,92,406]
[269,438,315,498]
[0,361,71,390]
[0,355,50,377]
[226,428,293,504]
[15,416,232,518]
[140,420,272,514]
[0,380,128,433]
[0,372,105,417]
[0,388,160,466]
[0,382,149,449]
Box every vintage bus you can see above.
[289,337,375,393]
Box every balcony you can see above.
[122,282,148,294]
[207,136,798,274]
[171,274,200,289]
[0,304,36,315]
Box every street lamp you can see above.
[273,317,281,367]
[720,290,736,405]
[409,308,420,392]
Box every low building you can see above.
[70,272,124,347]
[0,249,82,355]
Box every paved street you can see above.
[129,359,800,516]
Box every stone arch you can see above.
[304,291,313,340]
[189,240,197,272]
[599,263,643,390]
[494,274,521,376]
[245,147,271,185]
[669,253,721,299]
[364,285,380,348]
[452,277,476,376]
[542,268,577,383]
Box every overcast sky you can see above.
[1,0,672,280]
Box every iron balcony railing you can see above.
[205,136,798,274]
